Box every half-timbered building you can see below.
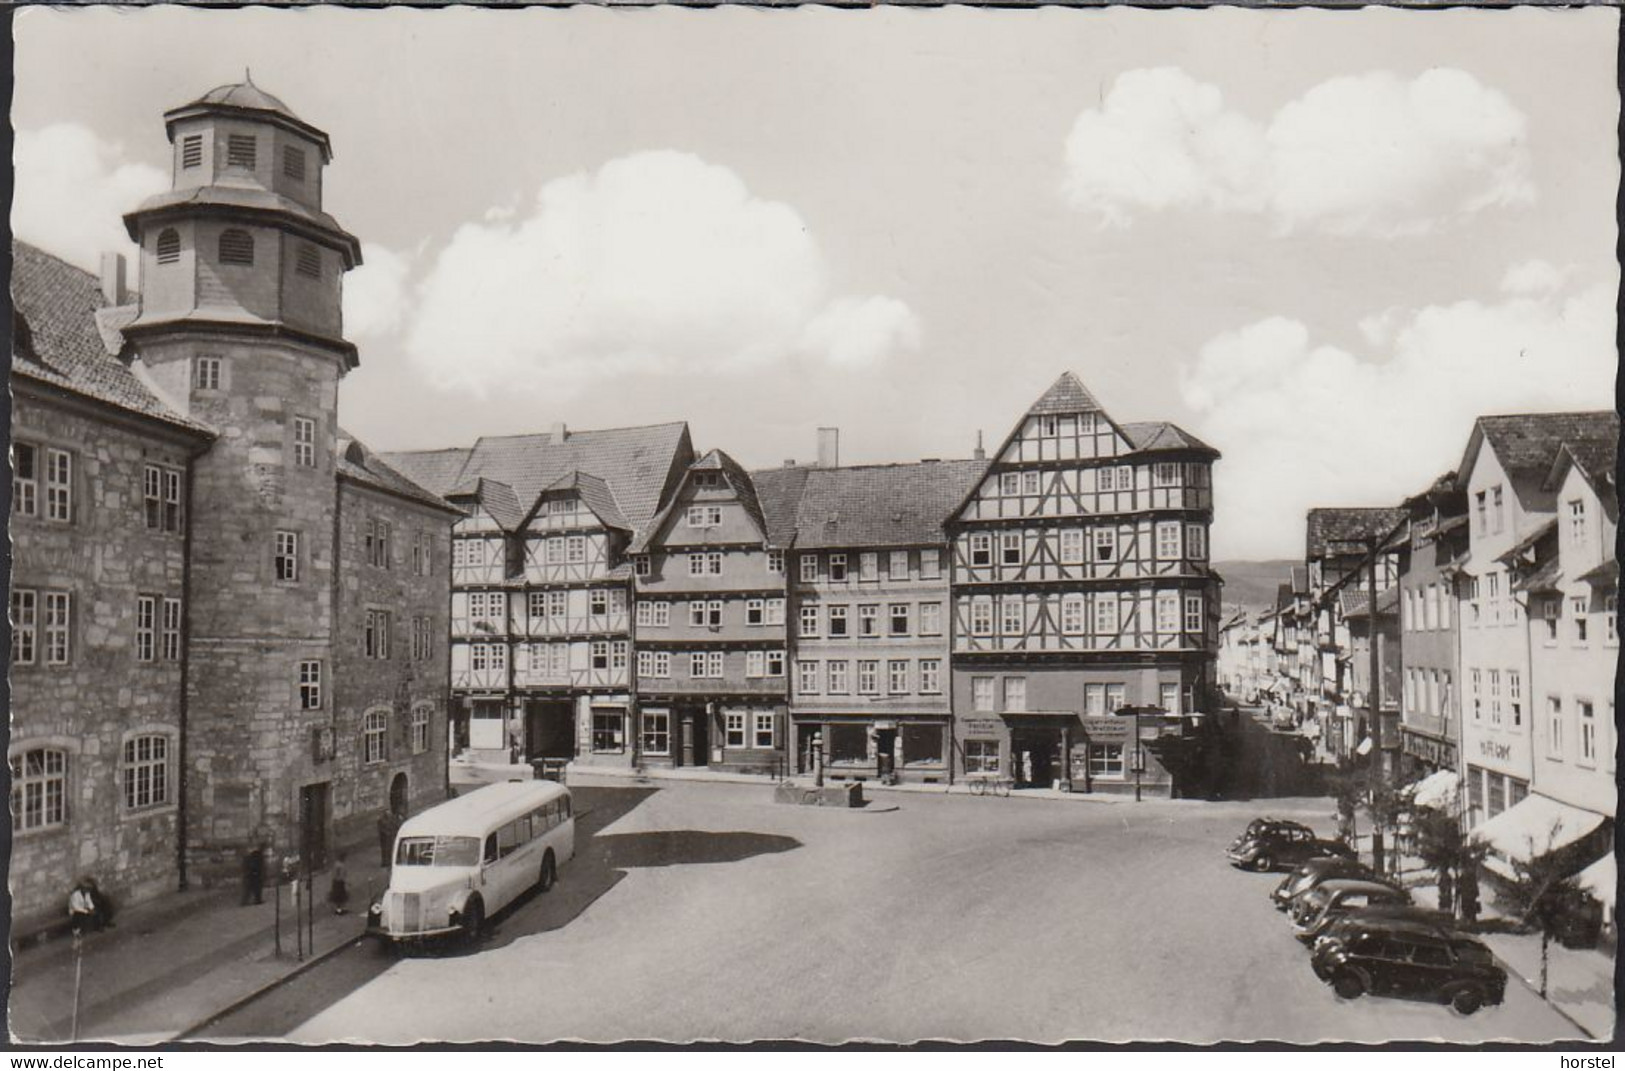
[630,450,791,774]
[944,373,1221,795]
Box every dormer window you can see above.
[156,229,181,265]
[226,134,257,170]
[693,473,720,489]
[295,245,321,279]
[219,229,255,266]
[283,146,306,181]
[181,135,203,169]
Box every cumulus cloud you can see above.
[344,243,412,339]
[1180,272,1616,559]
[13,124,167,271]
[405,151,919,396]
[1064,68,1533,236]
[1500,258,1571,296]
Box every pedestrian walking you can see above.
[68,878,98,937]
[1459,866,1481,926]
[328,854,350,915]
[241,839,266,906]
[377,806,402,867]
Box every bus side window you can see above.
[563,796,572,818]
[483,834,499,865]
[513,815,531,844]
[538,805,553,832]
[498,821,523,858]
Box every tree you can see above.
[1413,805,1482,917]
[1498,832,1590,999]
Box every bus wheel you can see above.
[540,851,557,893]
[460,897,484,944]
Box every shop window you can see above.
[592,711,625,753]
[827,724,867,764]
[963,740,1000,775]
[1088,744,1125,778]
[902,724,943,766]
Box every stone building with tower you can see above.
[9,80,456,935]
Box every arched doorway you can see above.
[389,772,408,816]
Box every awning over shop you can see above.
[1577,853,1615,909]
[1410,769,1460,810]
[1472,793,1607,867]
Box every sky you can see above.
[12,5,1619,560]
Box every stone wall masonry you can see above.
[10,390,197,932]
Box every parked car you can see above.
[1310,917,1506,1014]
[1291,879,1413,942]
[1228,820,1352,872]
[1273,856,1381,912]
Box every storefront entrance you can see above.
[679,704,710,767]
[1009,728,1064,789]
[526,699,576,761]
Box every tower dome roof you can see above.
[192,79,298,118]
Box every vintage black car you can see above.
[1291,879,1413,942]
[1272,856,1382,911]
[1310,917,1505,1014]
[1227,820,1352,872]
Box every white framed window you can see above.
[45,448,72,523]
[12,442,37,517]
[1470,669,1482,721]
[920,549,941,579]
[293,416,316,468]
[143,464,184,533]
[136,595,157,662]
[746,599,765,626]
[10,590,36,666]
[1508,670,1522,727]
[275,531,299,582]
[1488,670,1502,725]
[919,602,942,637]
[642,709,671,757]
[1547,697,1565,760]
[589,590,609,617]
[799,554,819,583]
[1094,527,1116,563]
[1572,596,1589,644]
[1001,598,1024,636]
[800,605,820,637]
[43,591,71,665]
[1060,529,1085,565]
[1155,592,1178,634]
[1088,744,1125,779]
[768,550,785,574]
[590,641,610,670]
[1098,466,1116,493]
[753,711,776,749]
[634,554,651,577]
[689,552,707,576]
[193,355,222,391]
[365,609,393,660]
[122,735,170,811]
[969,535,992,567]
[746,650,766,678]
[963,740,1000,775]
[798,660,819,694]
[889,550,910,579]
[708,651,725,677]
[1061,594,1085,635]
[1003,676,1027,712]
[969,599,993,636]
[10,748,67,831]
[1579,700,1596,766]
[1000,532,1022,566]
[828,605,849,637]
[1000,472,1020,496]
[971,676,995,712]
[593,711,626,753]
[363,710,389,765]
[858,660,880,695]
[636,601,654,627]
[546,590,567,621]
[1153,462,1179,487]
[766,649,784,677]
[690,651,709,679]
[888,659,909,695]
[829,553,848,582]
[686,505,723,528]
[1185,525,1206,560]
[725,712,747,749]
[1022,471,1040,496]
[1094,593,1118,635]
[920,659,942,694]
[1155,523,1180,560]
[412,704,431,755]
[860,552,879,581]
[859,604,879,637]
[565,536,586,564]
[162,597,181,661]
[765,598,785,626]
[1183,593,1203,634]
[828,660,850,694]
[889,603,910,636]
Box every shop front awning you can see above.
[1577,853,1615,909]
[1409,769,1460,810]
[1472,793,1607,868]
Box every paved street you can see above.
[205,780,1583,1044]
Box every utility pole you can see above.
[1367,535,1385,876]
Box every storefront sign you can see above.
[1401,729,1456,769]
[963,719,1001,734]
[1080,716,1132,742]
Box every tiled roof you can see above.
[772,459,990,550]
[1512,557,1564,595]
[379,448,472,496]
[11,240,212,436]
[1120,421,1220,457]
[123,186,359,266]
[1470,412,1619,512]
[1547,439,1619,522]
[393,421,691,534]
[535,471,629,531]
[1497,516,1559,567]
[1338,586,1399,620]
[1028,372,1105,416]
[1306,507,1408,560]
[444,476,524,530]
[336,432,460,515]
[1577,559,1618,590]
[750,466,813,548]
[701,448,767,538]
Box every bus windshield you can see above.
[396,835,482,867]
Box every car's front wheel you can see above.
[1449,987,1485,1015]
[459,897,485,944]
[540,850,557,893]
[1332,971,1365,1000]
[1253,854,1274,872]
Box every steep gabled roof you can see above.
[1119,421,1221,458]
[750,466,814,549]
[1461,412,1619,512]
[386,421,691,534]
[1546,439,1619,523]
[529,471,630,532]
[631,448,768,553]
[1027,371,1105,416]
[1306,507,1408,560]
[774,459,990,550]
[336,432,460,515]
[444,476,524,530]
[380,447,473,497]
[1338,586,1399,620]
[11,240,212,436]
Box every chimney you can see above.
[973,430,986,461]
[816,427,839,469]
[551,421,567,442]
[100,252,128,306]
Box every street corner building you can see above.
[8,80,460,938]
[944,373,1223,796]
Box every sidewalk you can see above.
[8,852,391,1044]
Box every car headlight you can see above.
[368,902,382,916]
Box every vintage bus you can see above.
[368,779,575,943]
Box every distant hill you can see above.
[1212,560,1296,618]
